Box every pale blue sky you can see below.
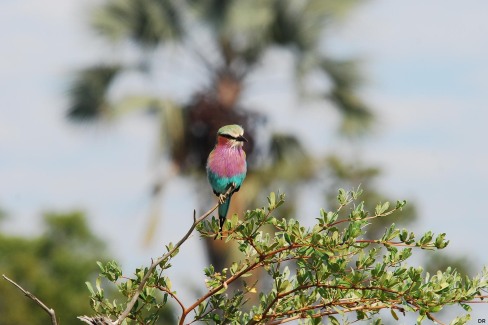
[1,0,488,321]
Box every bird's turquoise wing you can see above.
[207,170,246,194]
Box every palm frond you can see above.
[269,133,314,180]
[322,59,363,89]
[67,65,121,122]
[187,0,233,30]
[268,0,358,52]
[322,58,373,135]
[92,0,184,47]
[329,87,373,135]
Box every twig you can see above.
[179,244,304,325]
[157,285,186,313]
[188,304,217,325]
[78,315,113,324]
[427,311,446,325]
[329,208,400,228]
[115,185,235,325]
[267,304,405,325]
[2,274,58,325]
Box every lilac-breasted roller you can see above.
[206,125,247,235]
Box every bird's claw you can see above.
[218,183,237,204]
[218,194,226,205]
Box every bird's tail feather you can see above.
[217,196,231,237]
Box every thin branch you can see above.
[256,263,282,323]
[180,256,260,325]
[78,315,113,325]
[462,299,488,303]
[248,279,416,325]
[247,237,264,257]
[267,303,405,325]
[180,244,299,323]
[329,208,400,228]
[188,304,217,325]
[115,185,235,325]
[427,311,446,325]
[355,239,417,247]
[2,274,58,325]
[180,243,307,324]
[266,298,377,320]
[157,285,185,313]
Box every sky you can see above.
[1,0,488,322]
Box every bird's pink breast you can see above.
[207,145,247,177]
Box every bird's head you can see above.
[217,124,248,148]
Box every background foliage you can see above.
[84,190,488,324]
[0,212,104,324]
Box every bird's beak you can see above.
[237,135,248,142]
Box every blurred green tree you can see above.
[0,212,104,324]
[1,211,177,324]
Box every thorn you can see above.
[193,209,196,223]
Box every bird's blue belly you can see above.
[207,171,246,194]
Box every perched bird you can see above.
[206,124,247,237]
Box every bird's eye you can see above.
[220,134,236,140]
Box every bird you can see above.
[206,124,247,238]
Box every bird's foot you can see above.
[218,194,226,205]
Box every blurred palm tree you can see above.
[67,0,376,271]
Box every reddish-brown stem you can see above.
[426,311,446,325]
[355,239,417,247]
[156,285,186,313]
[329,208,399,228]
[249,280,418,325]
[179,243,303,325]
[179,257,261,324]
[267,303,406,325]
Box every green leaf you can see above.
[96,261,104,272]
[371,319,383,325]
[396,200,407,209]
[399,229,408,242]
[375,201,390,215]
[337,189,348,205]
[390,309,399,321]
[328,315,340,325]
[96,277,102,293]
[231,213,239,228]
[284,232,292,245]
[435,233,449,249]
[230,262,238,275]
[268,192,276,209]
[86,282,95,295]
[460,303,472,312]
[416,314,426,324]
[449,314,471,325]
[327,212,338,225]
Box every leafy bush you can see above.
[85,189,488,325]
